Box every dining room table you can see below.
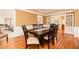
[28,27,50,48]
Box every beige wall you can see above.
[16,10,37,26]
[74,10,79,27]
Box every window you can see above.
[66,13,73,26]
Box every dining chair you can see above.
[22,25,40,49]
[50,24,56,28]
[43,26,55,49]
[39,24,43,28]
[33,24,43,29]
[50,24,58,41]
[53,25,58,41]
[33,24,39,29]
[43,24,58,48]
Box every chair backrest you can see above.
[48,26,55,40]
[48,24,58,39]
[54,25,58,36]
[22,25,28,48]
[33,24,39,29]
[50,24,58,31]
[33,24,43,29]
[39,24,43,28]
[50,24,56,28]
[22,25,28,39]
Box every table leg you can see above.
[6,34,8,42]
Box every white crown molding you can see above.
[46,10,75,16]
[16,9,76,16]
[17,9,46,16]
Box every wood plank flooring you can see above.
[0,30,79,49]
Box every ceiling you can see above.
[27,9,73,15]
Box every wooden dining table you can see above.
[28,27,50,48]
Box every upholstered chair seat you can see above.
[27,37,39,44]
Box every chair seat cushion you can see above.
[27,37,39,44]
[44,36,48,40]
[44,36,53,40]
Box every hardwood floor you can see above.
[0,30,79,49]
